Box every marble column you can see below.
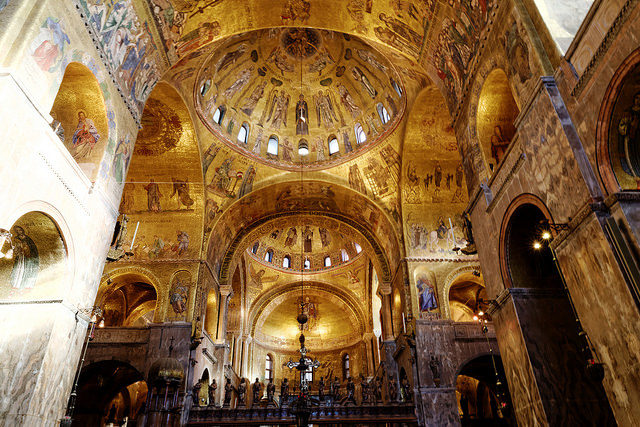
[362,333,375,375]
[241,336,251,378]
[378,284,394,341]
[216,287,232,344]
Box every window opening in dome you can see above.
[328,136,339,155]
[283,255,291,268]
[251,242,259,254]
[304,258,311,269]
[237,122,249,144]
[200,79,211,96]
[324,256,332,267]
[377,103,391,124]
[267,135,278,155]
[213,106,226,125]
[354,242,362,253]
[341,249,349,262]
[264,249,274,263]
[390,78,402,97]
[355,124,367,144]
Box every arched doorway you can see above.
[73,360,147,427]
[456,355,513,426]
[499,198,615,425]
[101,281,157,327]
[448,272,488,322]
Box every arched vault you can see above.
[207,180,402,285]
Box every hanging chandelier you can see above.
[285,41,321,427]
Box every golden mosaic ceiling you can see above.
[247,219,364,273]
[254,288,362,351]
[195,28,406,170]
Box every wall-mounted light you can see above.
[533,241,542,250]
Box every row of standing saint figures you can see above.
[192,374,415,408]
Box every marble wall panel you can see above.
[512,289,615,425]
[555,210,640,426]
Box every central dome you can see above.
[195,28,406,170]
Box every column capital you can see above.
[378,282,392,296]
[362,332,375,340]
[219,286,233,297]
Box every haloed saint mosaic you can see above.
[0,212,67,302]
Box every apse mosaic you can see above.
[255,289,362,351]
[0,212,67,302]
[195,27,406,170]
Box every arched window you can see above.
[342,354,350,379]
[251,242,259,254]
[341,249,349,262]
[328,136,339,155]
[267,135,279,155]
[354,242,362,254]
[390,78,402,97]
[212,106,226,124]
[200,79,211,96]
[377,103,391,124]
[264,249,274,263]
[355,124,367,144]
[237,122,249,144]
[265,354,273,381]
[304,258,311,269]
[324,256,332,267]
[283,255,291,269]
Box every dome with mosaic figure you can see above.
[247,221,364,272]
[195,27,406,170]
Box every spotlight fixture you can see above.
[533,241,542,250]
[541,231,552,240]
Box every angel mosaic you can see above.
[266,46,294,75]
[337,84,361,118]
[351,67,377,99]
[266,90,290,129]
[222,66,254,99]
[240,81,267,116]
[314,90,338,129]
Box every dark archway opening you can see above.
[505,204,562,289]
[456,355,514,426]
[73,360,147,427]
[503,203,615,425]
